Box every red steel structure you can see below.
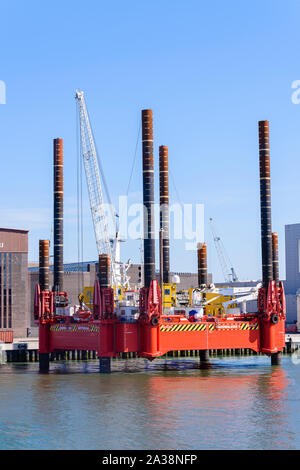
[35,277,285,372]
[36,119,286,372]
[272,232,279,283]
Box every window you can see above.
[0,253,2,328]
[3,253,6,328]
[8,253,11,328]
[0,253,13,329]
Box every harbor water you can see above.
[0,355,299,450]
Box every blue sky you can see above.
[0,0,299,282]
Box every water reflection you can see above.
[0,357,298,450]
[140,364,290,449]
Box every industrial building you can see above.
[0,228,29,340]
[284,223,300,323]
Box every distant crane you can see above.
[209,218,238,283]
[75,90,130,287]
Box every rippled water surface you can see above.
[0,356,299,449]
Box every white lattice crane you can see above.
[209,218,238,283]
[75,90,117,285]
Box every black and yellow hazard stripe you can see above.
[49,324,100,333]
[90,325,99,332]
[160,323,207,332]
[240,323,259,330]
[208,323,215,331]
[50,325,60,332]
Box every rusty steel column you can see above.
[39,240,50,291]
[198,241,209,362]
[53,138,64,292]
[142,109,156,288]
[197,242,208,287]
[159,145,170,284]
[272,232,279,284]
[259,121,273,289]
[98,254,111,288]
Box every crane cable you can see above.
[169,166,195,245]
[126,123,141,197]
[86,105,116,231]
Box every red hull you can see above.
[38,317,285,357]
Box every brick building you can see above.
[0,228,29,339]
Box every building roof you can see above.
[0,227,29,233]
[28,260,97,272]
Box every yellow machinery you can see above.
[84,283,177,309]
[84,282,234,317]
[188,288,237,317]
[83,286,94,311]
[83,285,124,312]
[204,292,237,318]
[162,283,177,308]
[114,286,124,301]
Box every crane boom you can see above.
[75,90,116,285]
[209,218,238,283]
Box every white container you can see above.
[118,306,140,322]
